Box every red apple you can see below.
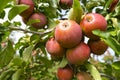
[66,42,90,65]
[55,20,82,48]
[59,0,73,9]
[45,37,66,59]
[80,13,107,40]
[88,39,108,55]
[76,72,93,80]
[57,65,74,80]
[17,0,34,19]
[29,13,47,29]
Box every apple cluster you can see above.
[45,13,108,80]
[17,0,47,29]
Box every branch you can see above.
[8,26,54,35]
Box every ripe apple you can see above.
[88,39,108,55]
[76,72,93,80]
[57,65,74,80]
[66,42,90,65]
[55,20,82,48]
[45,37,66,59]
[80,13,107,40]
[59,0,73,9]
[17,0,34,19]
[29,13,47,29]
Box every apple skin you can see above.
[59,0,73,9]
[76,72,93,80]
[66,42,90,65]
[80,13,107,40]
[29,13,47,29]
[17,0,34,19]
[88,39,108,55]
[45,37,66,59]
[55,20,82,48]
[57,65,74,80]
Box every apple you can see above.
[76,72,93,80]
[66,42,90,65]
[80,13,107,40]
[55,20,82,48]
[57,65,74,80]
[59,0,73,9]
[17,0,34,19]
[88,39,108,55]
[45,37,66,59]
[28,13,47,29]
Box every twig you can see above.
[8,26,54,35]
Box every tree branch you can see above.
[8,26,54,35]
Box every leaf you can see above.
[8,4,29,20]
[0,0,13,13]
[12,69,23,80]
[103,37,120,55]
[68,0,83,23]
[85,63,102,80]
[22,45,34,62]
[0,68,14,80]
[0,40,15,68]
[39,56,52,67]
[112,61,120,70]
[59,57,68,68]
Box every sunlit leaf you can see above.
[85,63,102,80]
[8,4,29,20]
[0,0,13,13]
[68,0,83,23]
[12,69,23,80]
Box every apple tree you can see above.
[0,0,120,80]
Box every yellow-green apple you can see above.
[80,13,107,40]
[29,13,47,29]
[17,0,34,19]
[66,42,90,65]
[88,39,108,55]
[57,65,74,80]
[55,20,82,48]
[76,72,93,80]
[59,0,73,9]
[45,37,66,59]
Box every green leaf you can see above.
[59,57,68,68]
[22,45,34,62]
[0,0,13,13]
[12,69,23,80]
[0,68,14,80]
[0,40,15,68]
[68,0,83,23]
[8,4,29,20]
[103,37,120,55]
[10,56,23,67]
[39,56,52,67]
[0,10,5,19]
[85,63,102,80]
[112,61,120,70]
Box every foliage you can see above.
[0,0,120,80]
